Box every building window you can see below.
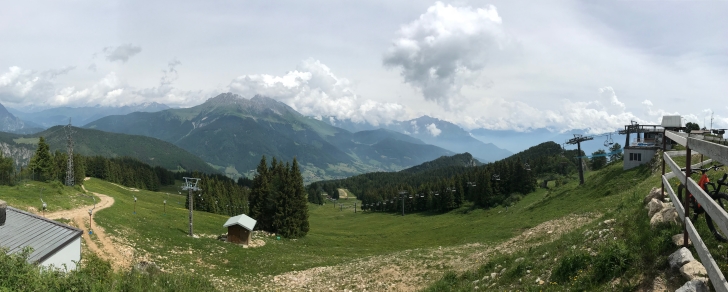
[629,153,643,161]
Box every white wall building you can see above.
[0,200,83,271]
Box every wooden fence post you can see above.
[685,146,691,248]
[662,129,667,195]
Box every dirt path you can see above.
[237,212,601,292]
[45,179,130,269]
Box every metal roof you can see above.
[223,213,257,231]
[0,206,82,264]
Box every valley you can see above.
[1,2,719,291]
[0,158,676,291]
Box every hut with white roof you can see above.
[223,214,257,245]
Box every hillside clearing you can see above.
[261,212,599,291]
[75,160,647,291]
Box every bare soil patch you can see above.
[45,180,132,270]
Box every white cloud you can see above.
[383,2,511,109]
[228,58,406,126]
[458,87,650,134]
[426,123,441,136]
[598,86,625,113]
[642,100,653,106]
[0,66,63,104]
[0,60,203,108]
[104,44,142,63]
[410,120,419,134]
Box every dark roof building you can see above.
[0,200,83,270]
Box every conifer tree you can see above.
[272,162,292,236]
[250,156,270,230]
[29,137,53,181]
[290,157,309,237]
[456,181,465,207]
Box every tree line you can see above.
[0,136,309,238]
[309,142,585,214]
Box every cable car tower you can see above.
[183,177,201,237]
[567,134,593,185]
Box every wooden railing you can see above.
[662,130,728,292]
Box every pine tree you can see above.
[272,162,291,236]
[456,181,465,207]
[73,153,85,185]
[29,137,53,181]
[250,156,270,230]
[290,158,309,237]
[0,152,14,185]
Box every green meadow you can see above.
[4,154,726,291]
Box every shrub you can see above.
[551,251,590,283]
[0,247,216,292]
[503,193,523,206]
[593,242,633,283]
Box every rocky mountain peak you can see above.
[202,93,299,117]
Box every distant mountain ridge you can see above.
[470,128,627,156]
[85,93,456,181]
[0,126,217,174]
[8,102,171,128]
[0,102,43,134]
[324,115,512,162]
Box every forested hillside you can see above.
[0,127,218,174]
[400,152,481,174]
[39,126,218,174]
[309,141,584,213]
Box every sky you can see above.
[1,0,727,134]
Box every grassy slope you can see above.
[85,160,650,288]
[425,155,728,291]
[0,181,94,213]
[6,153,723,290]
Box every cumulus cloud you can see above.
[383,2,510,109]
[426,123,441,136]
[104,44,142,63]
[228,58,406,126]
[0,60,202,108]
[0,66,65,104]
[461,87,650,134]
[597,86,625,113]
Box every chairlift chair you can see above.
[603,133,614,147]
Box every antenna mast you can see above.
[65,118,75,186]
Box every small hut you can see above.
[223,214,257,245]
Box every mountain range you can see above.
[8,102,170,128]
[84,93,456,181]
[324,115,512,162]
[470,128,627,157]
[0,103,43,134]
[0,126,217,174]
